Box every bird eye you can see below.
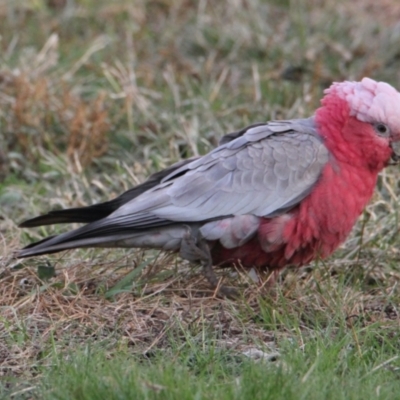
[374,123,390,136]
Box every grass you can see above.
[4,316,400,399]
[1,0,400,398]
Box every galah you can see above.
[17,78,400,296]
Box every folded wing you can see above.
[18,117,330,257]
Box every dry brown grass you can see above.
[0,36,110,169]
[1,229,400,379]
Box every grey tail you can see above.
[17,220,141,258]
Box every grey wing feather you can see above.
[218,123,266,145]
[109,116,328,223]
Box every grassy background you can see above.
[2,0,400,398]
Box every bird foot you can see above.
[180,229,238,298]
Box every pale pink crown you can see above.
[325,77,400,132]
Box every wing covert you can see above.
[110,118,330,224]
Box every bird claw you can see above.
[180,227,238,298]
[201,256,238,299]
[213,283,238,299]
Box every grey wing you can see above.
[108,117,329,224]
[19,123,259,229]
[18,117,330,252]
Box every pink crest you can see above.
[325,77,400,135]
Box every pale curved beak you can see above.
[390,142,400,164]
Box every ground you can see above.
[1,1,400,399]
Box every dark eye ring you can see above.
[375,123,389,135]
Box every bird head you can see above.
[316,77,400,168]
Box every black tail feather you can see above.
[19,203,120,227]
[19,157,198,228]
[21,235,58,249]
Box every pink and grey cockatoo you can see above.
[17,78,400,296]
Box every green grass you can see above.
[4,318,400,399]
[33,344,400,400]
[2,0,400,399]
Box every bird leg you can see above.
[180,228,237,298]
